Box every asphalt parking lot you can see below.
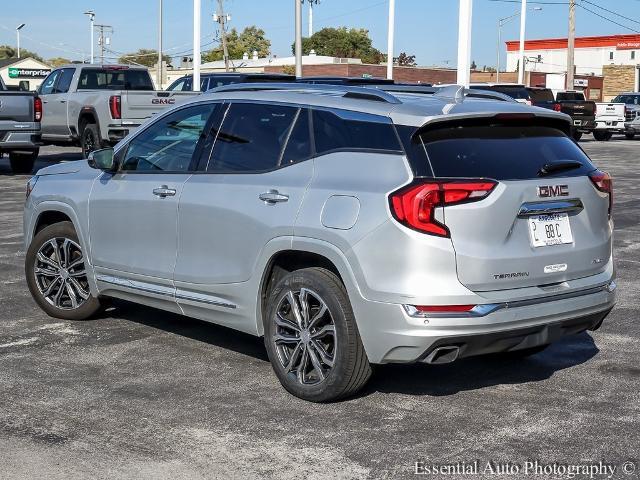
[0,141,638,479]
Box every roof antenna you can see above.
[434,84,465,103]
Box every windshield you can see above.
[78,69,154,91]
[614,95,640,105]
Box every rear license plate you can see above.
[528,213,573,248]
[574,120,582,126]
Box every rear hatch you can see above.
[413,120,612,292]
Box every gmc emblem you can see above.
[152,98,176,105]
[538,185,569,197]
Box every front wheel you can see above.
[264,267,371,402]
[9,149,38,174]
[25,221,102,320]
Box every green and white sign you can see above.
[8,67,50,79]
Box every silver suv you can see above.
[23,84,616,402]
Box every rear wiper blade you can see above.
[538,161,583,176]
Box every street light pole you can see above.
[16,24,25,59]
[158,0,163,88]
[386,0,395,80]
[84,11,95,64]
[193,0,201,91]
[457,0,473,87]
[295,0,302,78]
[518,0,527,84]
[496,7,541,83]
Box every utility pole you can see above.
[518,0,527,84]
[566,0,576,90]
[457,0,473,87]
[294,0,302,77]
[214,0,231,72]
[95,24,113,64]
[158,0,163,88]
[386,0,395,80]
[193,0,201,91]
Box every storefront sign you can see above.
[574,79,589,87]
[8,67,50,79]
[616,41,640,50]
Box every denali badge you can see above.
[493,272,530,280]
[544,263,567,274]
[538,185,569,197]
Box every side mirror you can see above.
[18,80,30,91]
[88,148,117,171]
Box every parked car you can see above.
[38,64,198,157]
[469,83,533,104]
[593,101,626,141]
[166,72,296,92]
[23,83,616,402]
[0,75,42,173]
[611,92,640,139]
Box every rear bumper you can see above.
[355,279,616,364]
[594,119,625,131]
[574,119,596,131]
[0,130,41,151]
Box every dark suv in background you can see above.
[166,72,295,92]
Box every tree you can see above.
[48,57,71,67]
[203,26,271,63]
[395,52,416,67]
[471,60,478,70]
[118,49,171,67]
[293,27,384,65]
[0,45,45,63]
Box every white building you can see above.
[0,57,51,90]
[506,34,640,76]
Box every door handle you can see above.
[259,190,289,204]
[153,185,176,198]
[60,100,67,103]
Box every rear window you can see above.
[78,69,154,91]
[528,88,554,102]
[557,92,585,101]
[403,125,594,180]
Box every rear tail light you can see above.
[109,95,121,119]
[526,100,533,106]
[389,180,497,237]
[34,97,42,122]
[553,103,562,112]
[589,170,613,217]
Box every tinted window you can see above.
[281,109,312,165]
[312,109,401,154]
[528,88,554,102]
[54,68,75,94]
[473,85,529,100]
[122,103,214,172]
[556,92,585,101]
[39,70,61,95]
[418,125,594,180]
[208,103,298,172]
[167,78,187,91]
[615,95,640,105]
[78,69,154,90]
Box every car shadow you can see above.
[0,149,82,176]
[102,300,599,398]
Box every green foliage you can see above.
[395,52,416,67]
[203,26,271,63]
[0,45,45,63]
[118,49,171,67]
[48,57,72,67]
[292,27,384,65]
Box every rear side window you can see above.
[416,125,595,180]
[54,68,75,94]
[208,103,299,173]
[528,89,554,102]
[312,109,401,154]
[78,69,154,91]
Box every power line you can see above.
[577,4,640,33]
[579,0,640,26]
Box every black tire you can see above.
[625,133,635,140]
[572,131,583,141]
[499,344,548,359]
[25,221,101,320]
[593,130,612,141]
[9,149,38,174]
[81,123,102,159]
[263,267,371,402]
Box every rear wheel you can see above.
[9,149,38,174]
[593,130,612,141]
[25,221,101,320]
[264,267,371,402]
[572,131,583,141]
[625,133,636,140]
[81,123,102,158]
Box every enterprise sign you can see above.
[8,67,50,79]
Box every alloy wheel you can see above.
[34,237,90,310]
[273,288,337,385]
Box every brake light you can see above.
[589,170,613,217]
[34,97,42,122]
[109,95,121,119]
[389,180,497,237]
[553,103,562,112]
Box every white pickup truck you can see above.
[593,100,626,141]
[38,65,198,156]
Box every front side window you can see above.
[39,70,61,95]
[208,103,299,173]
[121,103,215,172]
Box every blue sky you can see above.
[2,0,640,68]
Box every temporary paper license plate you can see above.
[528,213,573,248]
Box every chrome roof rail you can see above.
[207,82,402,104]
